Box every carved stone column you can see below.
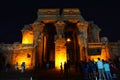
[54,21,65,35]
[31,22,45,46]
[31,21,45,68]
[54,21,67,69]
[76,21,88,61]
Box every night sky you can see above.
[0,0,120,43]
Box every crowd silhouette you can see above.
[0,57,119,80]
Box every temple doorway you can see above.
[64,22,79,64]
[44,23,56,65]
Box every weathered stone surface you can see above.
[0,8,119,70]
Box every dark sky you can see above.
[0,0,120,43]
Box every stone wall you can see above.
[0,43,34,70]
[109,40,120,59]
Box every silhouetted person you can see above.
[110,61,118,79]
[5,63,11,72]
[15,62,18,71]
[97,58,106,80]
[21,62,26,73]
[103,61,112,80]
[83,62,89,80]
[67,60,70,73]
[46,62,49,69]
[64,62,68,76]
[60,62,63,73]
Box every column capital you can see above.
[54,21,65,35]
[31,21,45,32]
[54,21,65,27]
[76,21,89,27]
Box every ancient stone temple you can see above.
[0,8,120,70]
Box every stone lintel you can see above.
[38,9,60,15]
[62,8,80,15]
[88,42,105,48]
[37,15,59,21]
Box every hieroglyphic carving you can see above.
[76,21,89,61]
[77,22,88,47]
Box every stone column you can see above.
[54,21,67,69]
[31,21,45,68]
[54,21,65,35]
[76,21,88,61]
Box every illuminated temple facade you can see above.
[0,8,120,70]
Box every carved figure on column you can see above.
[31,21,45,47]
[76,21,88,61]
[54,21,65,35]
[54,21,65,40]
[76,21,88,47]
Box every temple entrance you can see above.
[64,22,79,64]
[44,23,56,67]
[43,21,79,68]
[65,31,74,63]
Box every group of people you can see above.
[15,62,26,73]
[60,61,71,76]
[0,62,11,72]
[59,58,119,79]
[0,62,26,73]
[81,58,118,80]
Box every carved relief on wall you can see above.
[76,22,88,47]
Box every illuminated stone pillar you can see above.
[101,37,110,60]
[43,35,47,62]
[54,35,66,69]
[31,21,45,68]
[54,21,67,69]
[76,21,88,61]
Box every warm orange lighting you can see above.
[15,53,32,69]
[43,20,56,23]
[55,46,67,69]
[89,48,110,62]
[90,55,101,62]
[22,31,33,44]
[67,38,71,42]
[68,20,79,23]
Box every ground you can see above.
[0,67,120,80]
